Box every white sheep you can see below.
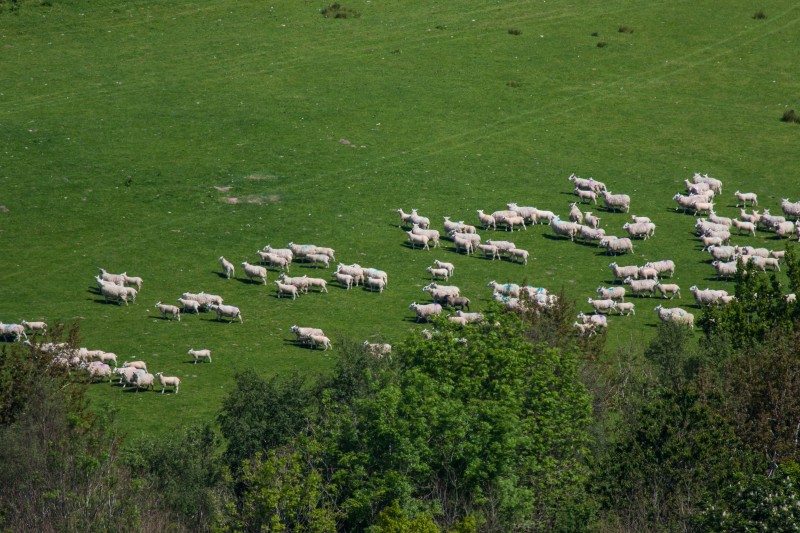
[452,233,476,255]
[684,179,711,195]
[485,239,515,254]
[707,245,737,261]
[487,280,519,298]
[708,211,732,227]
[259,252,292,271]
[188,348,212,364]
[132,372,155,392]
[616,302,636,315]
[609,262,640,282]
[365,277,386,293]
[278,273,311,293]
[123,274,144,290]
[622,222,655,240]
[443,216,465,234]
[700,235,725,250]
[219,256,235,279]
[575,187,597,204]
[673,194,699,213]
[476,243,500,260]
[275,280,299,299]
[98,268,126,285]
[602,191,631,213]
[455,310,483,323]
[597,286,626,301]
[177,297,201,314]
[735,190,758,207]
[506,203,540,224]
[0,323,27,341]
[363,268,388,287]
[623,277,658,296]
[600,237,634,255]
[333,271,354,289]
[476,210,497,230]
[731,219,756,236]
[117,366,145,388]
[262,245,294,262]
[776,221,796,238]
[87,362,113,382]
[303,276,329,293]
[409,302,443,322]
[423,282,461,300]
[577,312,609,329]
[644,260,676,278]
[655,283,681,299]
[123,360,148,372]
[100,283,129,305]
[427,266,450,280]
[693,173,723,194]
[496,213,526,232]
[154,301,181,321]
[308,253,332,268]
[156,372,181,394]
[290,326,325,341]
[759,209,786,230]
[412,224,440,248]
[396,208,416,227]
[409,209,430,229]
[703,229,731,244]
[569,203,583,224]
[533,208,557,224]
[781,198,800,220]
[433,259,454,277]
[657,307,694,328]
[584,212,601,228]
[406,231,430,250]
[94,351,118,367]
[689,286,728,307]
[363,340,392,358]
[587,298,617,314]
[210,303,242,323]
[711,260,737,280]
[577,225,606,244]
[21,320,47,332]
[573,321,597,336]
[335,263,365,285]
[507,248,529,265]
[308,334,332,350]
[551,218,580,241]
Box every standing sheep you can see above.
[241,262,268,284]
[188,348,212,364]
[219,256,235,279]
[154,301,181,321]
[209,304,242,323]
[156,372,181,394]
[602,191,631,213]
[734,190,758,207]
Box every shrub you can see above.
[508,28,521,36]
[781,109,800,123]
[752,10,767,19]
[618,25,634,34]
[321,3,360,19]
[506,80,522,88]
[596,41,607,48]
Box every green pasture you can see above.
[2,0,799,442]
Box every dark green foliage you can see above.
[508,28,521,35]
[506,80,522,88]
[618,25,634,34]
[644,321,704,387]
[782,108,800,123]
[321,3,360,19]
[596,41,607,48]
[753,10,767,19]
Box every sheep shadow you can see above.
[150,314,181,321]
[234,276,266,285]
[541,234,571,242]
[213,271,230,279]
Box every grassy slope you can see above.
[1,0,799,442]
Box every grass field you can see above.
[2,0,800,443]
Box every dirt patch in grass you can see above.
[224,197,240,204]
[214,186,233,192]
[0,205,8,213]
[245,174,276,181]
[222,195,281,205]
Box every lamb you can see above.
[644,260,676,278]
[609,262,640,282]
[476,243,500,260]
[638,266,659,280]
[508,248,529,265]
[424,282,461,299]
[781,198,800,220]
[731,219,757,236]
[187,348,212,364]
[363,268,388,287]
[154,301,181,321]
[573,321,597,336]
[485,240,515,254]
[0,323,27,341]
[700,235,725,250]
[578,312,609,329]
[684,179,711,195]
[506,204,540,224]
[735,190,758,207]
[496,213,526,232]
[156,372,181,394]
[575,187,597,204]
[412,224,441,248]
[654,305,694,327]
[476,210,497,230]
[98,268,126,285]
[333,271,354,289]
[409,302,443,322]
[736,245,769,257]
[673,194,700,213]
[335,263,365,285]
[597,286,626,301]
[759,209,786,230]
[711,260,737,280]
[455,310,483,323]
[364,277,387,293]
[623,222,655,239]
[308,334,332,350]
[123,360,148,372]
[577,225,606,244]
[749,256,781,272]
[219,256,235,279]
[180,292,218,310]
[100,283,129,305]
[602,191,631,213]
[551,217,580,241]
[443,216,465,234]
[433,259,455,277]
[305,254,331,268]
[448,315,469,326]
[303,276,329,293]
[568,173,595,190]
[655,283,681,299]
[584,212,601,228]
[692,201,714,216]
[262,245,294,262]
[708,211,732,227]
[776,221,796,238]
[117,366,145,387]
[363,341,392,358]
[290,326,325,341]
[406,231,430,250]
[452,233,477,255]
[396,208,416,227]
[487,280,520,298]
[409,209,430,229]
[87,362,113,382]
[600,237,634,255]
[587,298,617,314]
[702,229,731,244]
[693,173,723,194]
[569,203,584,224]
[209,303,243,323]
[132,372,155,391]
[95,351,118,367]
[696,219,728,235]
[21,320,47,332]
[615,302,636,316]
[177,297,201,314]
[707,245,736,261]
[623,277,658,297]
[444,295,471,311]
[427,266,450,280]
[278,273,311,293]
[256,250,291,270]
[533,208,557,225]
[689,286,729,307]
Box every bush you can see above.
[781,109,800,123]
[596,41,607,48]
[752,10,767,20]
[506,80,521,88]
[618,25,634,34]
[321,3,360,19]
[508,28,521,36]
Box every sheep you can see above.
[409,209,430,229]
[290,326,325,343]
[569,203,584,224]
[696,219,729,235]
[364,276,387,293]
[177,297,201,314]
[412,224,441,248]
[600,237,634,255]
[333,271,354,289]
[188,348,211,364]
[673,194,700,213]
[776,221,796,238]
[781,198,800,220]
[122,274,143,291]
[87,362,113,382]
[123,360,148,372]
[623,222,655,240]
[700,235,725,250]
[770,250,786,260]
[262,245,294,262]
[735,190,758,207]
[209,303,243,323]
[568,173,595,190]
[132,372,155,391]
[156,372,181,394]
[692,201,714,216]
[363,341,392,358]
[0,323,27,341]
[689,286,729,307]
[731,219,757,236]
[305,254,331,268]
[424,283,461,300]
[496,213,526,232]
[443,216,465,234]
[448,316,469,326]
[487,280,520,298]
[406,231,430,250]
[219,256,235,279]
[256,250,291,270]
[631,215,651,224]
[180,292,219,310]
[116,366,145,388]
[100,283,129,305]
[485,239,515,254]
[655,283,681,299]
[444,294,471,311]
[703,229,731,244]
[427,266,450,280]
[363,268,388,287]
[707,245,737,261]
[476,243,500,260]
[749,256,781,272]
[587,298,617,314]
[644,260,676,278]
[597,286,626,301]
[490,209,518,223]
[409,302,443,322]
[452,233,477,255]
[551,217,580,241]
[308,334,332,350]
[154,301,181,321]
[664,309,694,328]
[303,276,329,293]
[711,260,737,280]
[602,191,631,213]
[278,273,311,293]
[623,277,658,297]
[708,211,732,227]
[21,320,47,333]
[684,179,711,195]
[396,208,416,227]
[455,310,483,323]
[609,262,640,283]
[578,312,609,329]
[507,248,529,265]
[584,212,601,228]
[433,259,455,277]
[476,210,497,230]
[506,203,540,224]
[638,266,659,280]
[693,173,723,194]
[335,263,365,286]
[573,321,597,336]
[615,302,636,316]
[575,187,597,204]
[533,208,557,225]
[98,268,126,285]
[759,209,786,230]
[577,225,606,244]
[287,242,317,259]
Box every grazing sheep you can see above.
[433,259,455,277]
[551,217,580,241]
[21,320,47,333]
[597,286,626,301]
[409,302,443,322]
[363,340,392,358]
[290,326,325,344]
[749,256,781,272]
[600,237,634,255]
[569,203,584,224]
[735,190,758,207]
[476,210,497,230]
[365,277,387,293]
[602,191,631,213]
[219,256,235,279]
[333,271,354,289]
[623,277,658,297]
[476,243,500,260]
[587,298,617,314]
[508,248,529,265]
[180,292,222,310]
[177,297,201,314]
[154,301,181,321]
[711,260,737,280]
[188,348,212,364]
[616,302,636,315]
[609,262,640,283]
[487,280,520,298]
[575,187,597,204]
[94,351,118,367]
[209,303,242,323]
[770,250,785,260]
[412,223,441,248]
[303,276,329,293]
[156,372,181,394]
[132,372,155,391]
[731,219,757,236]
[655,283,681,299]
[568,173,594,190]
[406,231,430,250]
[427,266,449,281]
[98,268,126,285]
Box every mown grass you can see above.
[2,0,800,442]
